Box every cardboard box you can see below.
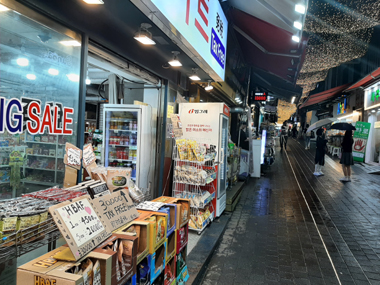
[176,245,187,278]
[152,197,190,229]
[157,204,177,237]
[17,247,78,285]
[164,255,176,285]
[150,241,166,284]
[115,220,150,265]
[136,256,151,285]
[136,211,168,254]
[176,224,188,254]
[96,234,138,285]
[166,232,177,264]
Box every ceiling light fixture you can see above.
[66,74,80,82]
[48,68,59,76]
[0,4,9,11]
[83,0,104,4]
[371,109,376,113]
[86,78,91,85]
[26,74,36,80]
[205,80,213,91]
[16,58,29,67]
[189,68,201,81]
[134,23,156,45]
[59,40,81,47]
[294,21,302,30]
[295,4,306,14]
[292,35,300,43]
[291,96,296,104]
[168,51,182,67]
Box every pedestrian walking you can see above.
[280,122,288,150]
[314,128,327,176]
[305,124,311,149]
[339,130,354,182]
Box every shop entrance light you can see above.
[189,68,201,81]
[16,58,29,66]
[83,0,104,4]
[134,23,156,45]
[48,68,59,76]
[294,21,302,30]
[26,74,36,80]
[295,4,306,14]
[168,51,182,67]
[292,35,300,43]
[205,80,213,91]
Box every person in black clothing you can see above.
[314,128,327,176]
[339,130,354,182]
[280,122,288,150]
[239,122,249,151]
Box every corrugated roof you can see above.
[346,67,380,91]
[300,83,351,109]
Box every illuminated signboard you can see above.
[254,92,268,101]
[337,98,347,115]
[365,83,380,110]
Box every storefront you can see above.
[364,81,380,163]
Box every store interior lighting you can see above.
[48,68,59,76]
[83,0,104,4]
[294,21,302,30]
[292,35,300,43]
[86,78,91,85]
[16,58,29,67]
[295,4,306,14]
[291,96,296,104]
[0,4,9,11]
[372,109,376,113]
[66,74,80,82]
[189,68,201,81]
[168,51,182,67]
[205,80,213,91]
[26,74,36,80]
[59,40,81,47]
[134,23,156,45]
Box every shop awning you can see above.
[346,67,380,91]
[299,83,351,109]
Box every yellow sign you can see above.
[167,105,174,118]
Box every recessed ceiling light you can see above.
[295,4,306,14]
[205,80,213,91]
[48,68,59,75]
[86,78,91,85]
[67,74,80,82]
[294,21,302,30]
[371,110,376,113]
[0,4,9,11]
[292,35,300,43]
[134,23,156,45]
[168,51,182,67]
[83,0,104,4]
[59,40,81,47]
[189,68,201,81]
[26,74,36,80]
[16,58,29,67]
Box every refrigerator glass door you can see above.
[218,114,228,197]
[104,108,140,182]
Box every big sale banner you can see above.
[353,121,371,162]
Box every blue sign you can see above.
[210,28,225,69]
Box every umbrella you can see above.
[307,118,335,132]
[330,122,356,131]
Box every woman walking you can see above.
[314,128,327,176]
[305,124,311,149]
[340,130,354,182]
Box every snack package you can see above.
[93,260,101,285]
[122,240,134,268]
[107,167,131,191]
[156,216,165,243]
[113,240,122,280]
[81,259,93,285]
[127,179,144,203]
[118,241,127,276]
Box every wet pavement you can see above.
[201,138,380,285]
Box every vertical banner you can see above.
[353,121,371,162]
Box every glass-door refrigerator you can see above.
[102,104,155,191]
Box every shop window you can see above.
[0,5,81,198]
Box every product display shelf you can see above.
[0,217,61,264]
[172,144,216,235]
[20,180,59,187]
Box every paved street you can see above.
[201,138,380,285]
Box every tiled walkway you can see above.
[201,138,380,285]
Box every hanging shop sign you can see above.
[353,121,371,162]
[150,0,228,81]
[337,98,347,115]
[254,92,268,101]
[365,83,380,110]
[0,97,74,135]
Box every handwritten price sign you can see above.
[64,143,82,170]
[83,144,97,168]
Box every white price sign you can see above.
[56,199,104,247]
[67,148,81,167]
[83,144,97,167]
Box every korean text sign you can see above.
[150,0,228,81]
[353,121,371,162]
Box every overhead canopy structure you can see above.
[346,67,380,91]
[300,83,351,109]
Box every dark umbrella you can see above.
[330,122,356,131]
